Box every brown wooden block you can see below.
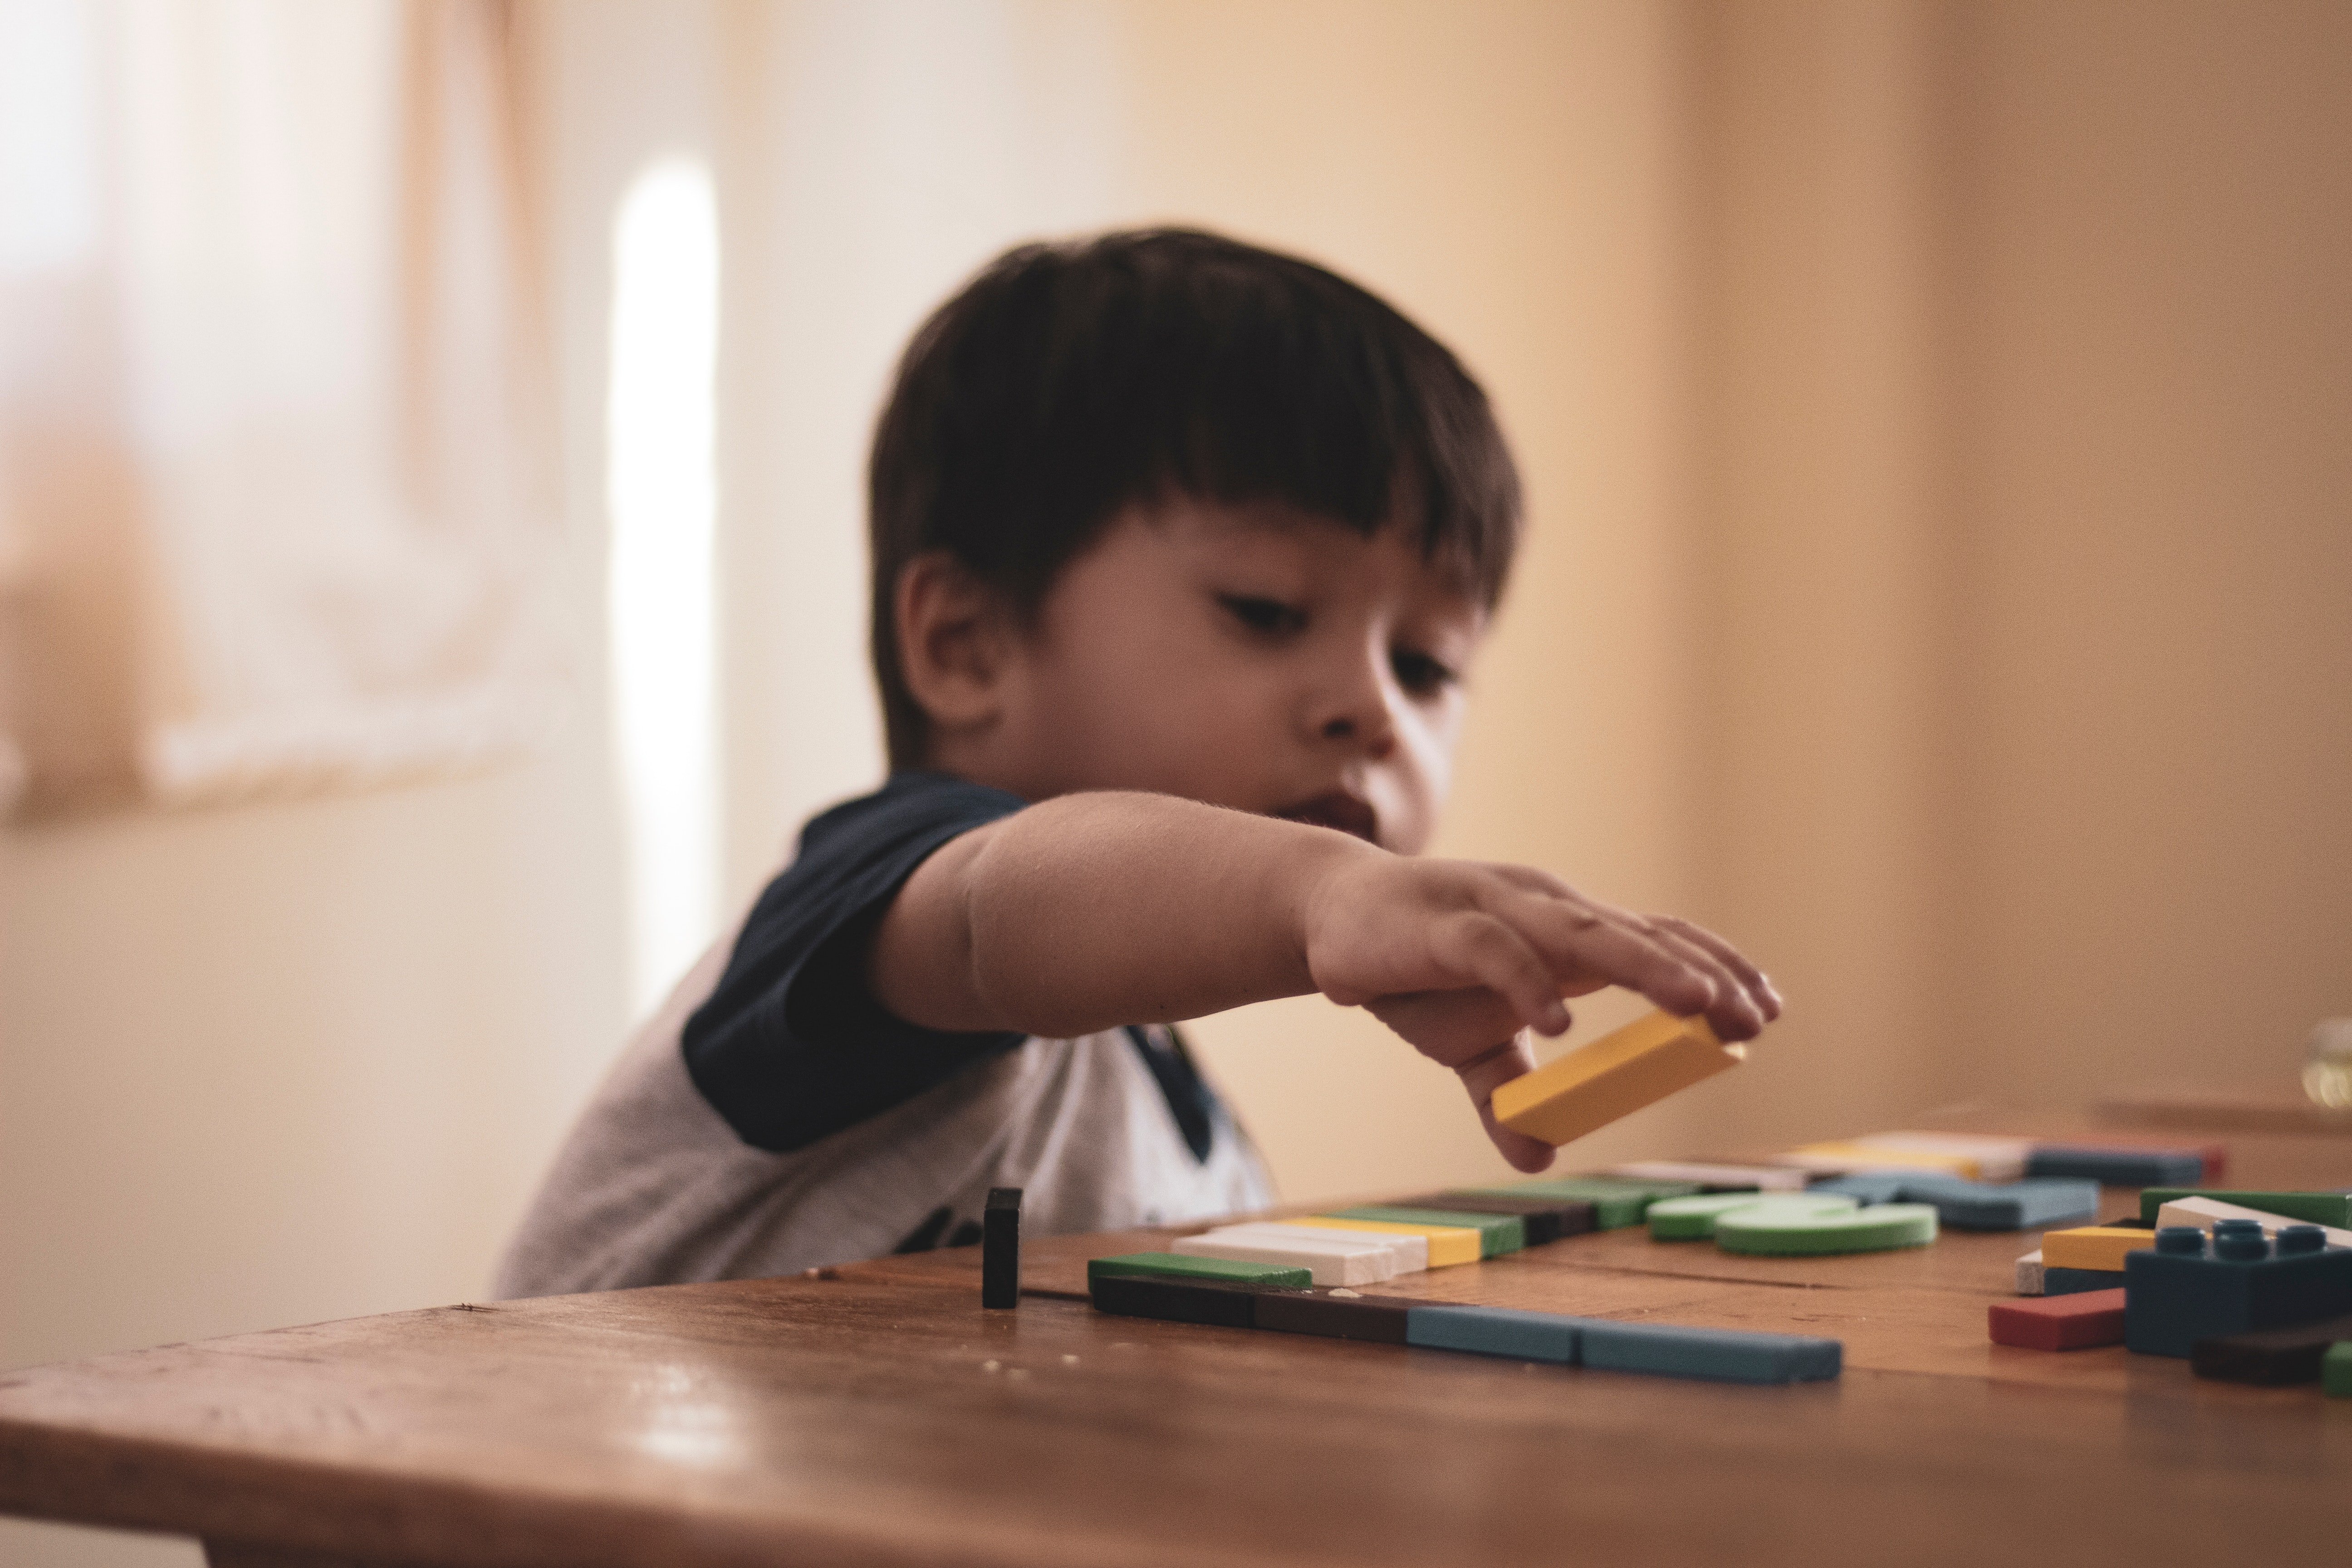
[1088,1272,1263,1328]
[2190,1311,2352,1385]
[1252,1289,1416,1344]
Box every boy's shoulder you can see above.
[795,769,1028,860]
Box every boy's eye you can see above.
[1391,647,1458,697]
[1217,594,1307,636]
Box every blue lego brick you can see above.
[1578,1319,1842,1384]
[2044,1266,2123,1297]
[2030,1148,2205,1186]
[1404,1304,1581,1364]
[2124,1223,2352,1357]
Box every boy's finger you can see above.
[1563,895,1762,1034]
[1510,895,1718,1020]
[1436,914,1572,1035]
[1642,924,1768,1040]
[1456,1037,1556,1174]
[1652,915,1783,1021]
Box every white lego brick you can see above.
[2015,1248,2045,1296]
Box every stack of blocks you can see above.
[1989,1183,2352,1388]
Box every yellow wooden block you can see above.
[1777,1143,1982,1180]
[1290,1216,1483,1268]
[2041,1225,2159,1273]
[1490,1010,1745,1147]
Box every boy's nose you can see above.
[1314,689,1398,760]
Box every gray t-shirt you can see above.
[495,775,1275,1296]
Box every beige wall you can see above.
[4,3,2348,1561]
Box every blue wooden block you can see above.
[1578,1319,1842,1384]
[2124,1223,2352,1357]
[1894,1175,2102,1231]
[2044,1266,2123,1297]
[1808,1174,1911,1204]
[1811,1172,2098,1230]
[2028,1147,2204,1186]
[1404,1304,1581,1364]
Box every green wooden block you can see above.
[1647,1192,1857,1241]
[1469,1176,1701,1230]
[2324,1342,2352,1398]
[1333,1206,1526,1255]
[2137,1190,2352,1228]
[1086,1253,1312,1288]
[1715,1202,1939,1256]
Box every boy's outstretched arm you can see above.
[869,791,1780,1170]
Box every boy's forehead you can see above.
[1144,495,1487,609]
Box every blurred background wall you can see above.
[3,2,2346,1561]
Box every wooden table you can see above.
[6,1123,2352,1567]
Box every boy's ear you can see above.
[895,551,1018,742]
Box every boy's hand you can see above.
[1301,854,1781,1171]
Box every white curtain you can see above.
[0,0,561,818]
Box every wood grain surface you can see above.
[3,1122,2348,1567]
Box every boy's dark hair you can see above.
[867,227,1523,769]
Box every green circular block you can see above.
[1647,1192,1857,1241]
[1715,1201,1939,1255]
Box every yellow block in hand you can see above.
[2041,1226,2158,1273]
[1491,1010,1745,1147]
[1290,1216,1483,1268]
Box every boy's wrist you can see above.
[1282,823,1388,983]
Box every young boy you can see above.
[495,229,1778,1297]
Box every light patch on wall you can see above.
[0,0,98,274]
[606,157,721,1017]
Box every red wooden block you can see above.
[1988,1288,2127,1351]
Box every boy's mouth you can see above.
[1271,791,1379,844]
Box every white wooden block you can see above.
[2155,1195,2352,1250]
[1171,1231,1396,1286]
[1609,1161,1811,1192]
[2015,1248,2045,1296]
[1203,1221,1427,1274]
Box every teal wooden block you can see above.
[1086,1253,1312,1288]
[1333,1206,1525,1255]
[1578,1319,1842,1384]
[1403,1304,1581,1364]
[2043,1266,2122,1296]
[1715,1202,1938,1255]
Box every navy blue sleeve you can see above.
[681,771,1029,1152]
